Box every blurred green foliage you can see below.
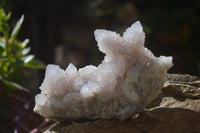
[0,0,12,11]
[0,9,45,133]
[0,8,45,93]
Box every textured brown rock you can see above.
[163,74,200,98]
[43,74,200,133]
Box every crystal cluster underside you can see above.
[34,21,173,120]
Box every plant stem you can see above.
[4,30,9,56]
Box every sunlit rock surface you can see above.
[34,21,173,120]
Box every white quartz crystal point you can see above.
[34,21,173,121]
[123,21,145,45]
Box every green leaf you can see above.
[0,42,5,49]
[11,59,23,67]
[22,47,31,55]
[21,39,29,48]
[0,76,30,92]
[21,55,34,63]
[5,12,11,21]
[0,9,5,20]
[1,65,8,76]
[12,43,21,54]
[8,55,15,62]
[10,15,24,42]
[23,59,45,69]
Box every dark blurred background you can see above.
[0,0,200,132]
[1,0,200,75]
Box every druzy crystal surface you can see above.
[34,21,173,120]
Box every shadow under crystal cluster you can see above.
[34,21,173,120]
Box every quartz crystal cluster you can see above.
[34,21,173,120]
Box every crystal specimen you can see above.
[34,21,173,120]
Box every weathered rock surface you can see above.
[163,74,200,98]
[43,74,200,133]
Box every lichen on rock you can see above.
[34,21,173,120]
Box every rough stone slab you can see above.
[163,74,200,98]
[43,74,200,133]
[44,107,200,133]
